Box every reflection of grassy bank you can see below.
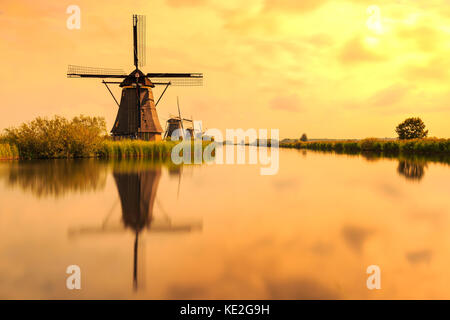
[281,138,450,156]
[0,158,184,198]
[1,159,108,198]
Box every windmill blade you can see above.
[68,225,127,237]
[177,170,181,199]
[148,73,203,86]
[68,222,201,237]
[177,96,185,139]
[133,15,147,68]
[67,65,127,78]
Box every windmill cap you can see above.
[120,69,154,87]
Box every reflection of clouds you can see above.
[310,241,334,255]
[406,249,432,265]
[163,234,342,299]
[265,277,339,299]
[408,210,444,228]
[342,225,374,255]
[166,275,340,300]
[271,177,299,190]
[167,284,207,300]
[377,182,402,198]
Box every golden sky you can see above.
[1,0,449,138]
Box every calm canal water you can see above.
[0,148,449,299]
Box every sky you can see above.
[0,0,449,139]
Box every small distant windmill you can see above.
[163,97,194,140]
[67,15,203,141]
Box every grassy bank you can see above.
[1,115,213,160]
[1,139,212,160]
[280,138,450,155]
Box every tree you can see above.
[300,133,308,142]
[395,117,428,140]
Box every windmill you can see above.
[67,15,203,141]
[163,97,195,140]
[68,166,202,290]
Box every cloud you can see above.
[368,84,411,107]
[307,33,334,48]
[396,25,441,52]
[222,0,331,35]
[338,37,386,65]
[263,0,329,13]
[269,94,302,112]
[221,9,280,35]
[403,57,450,81]
[166,0,207,7]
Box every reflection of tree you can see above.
[397,160,428,181]
[1,159,108,198]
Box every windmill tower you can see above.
[67,15,203,141]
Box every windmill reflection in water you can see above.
[68,164,202,290]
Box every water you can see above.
[0,148,449,299]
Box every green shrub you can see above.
[360,138,382,152]
[3,115,106,159]
[383,141,400,154]
[334,142,344,152]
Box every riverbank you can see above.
[0,140,212,160]
[280,138,450,155]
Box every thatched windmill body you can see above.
[67,15,203,141]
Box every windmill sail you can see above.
[133,15,147,68]
[148,73,203,86]
[67,65,127,78]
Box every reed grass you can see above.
[97,140,178,160]
[0,143,19,160]
[281,138,450,155]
